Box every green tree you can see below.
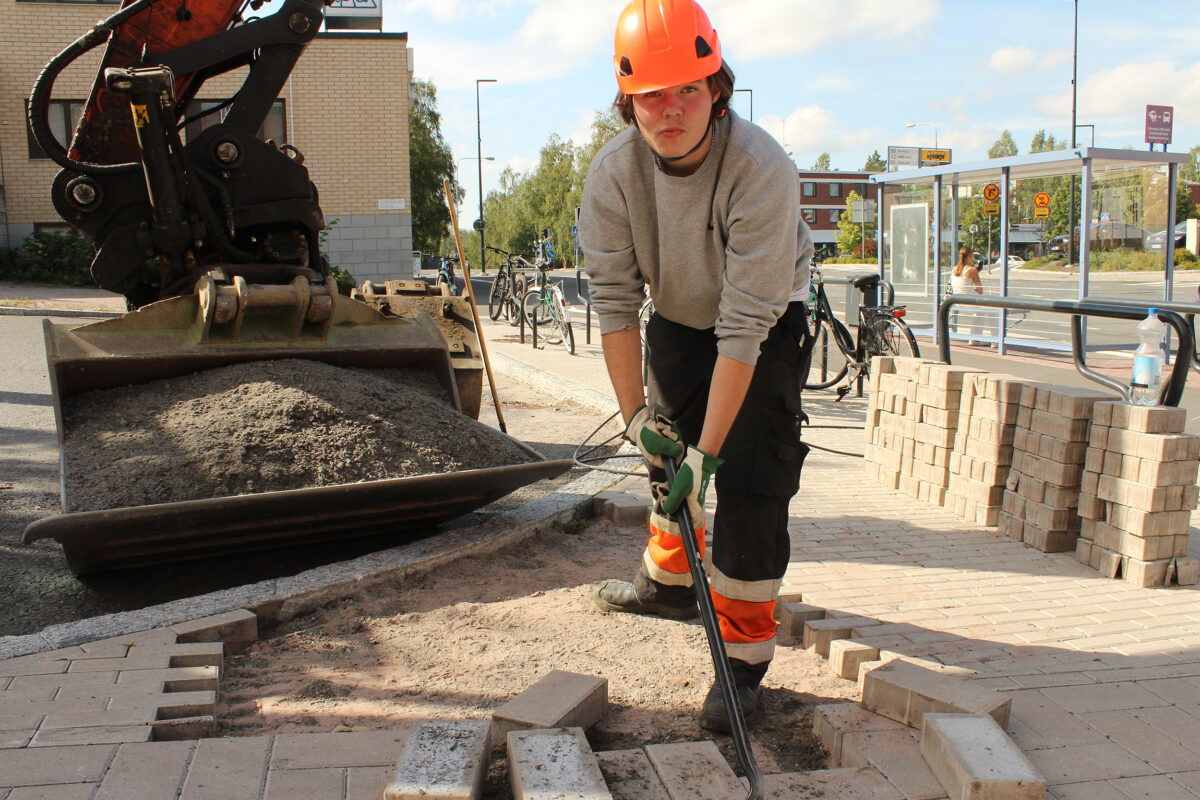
[408,80,461,254]
[959,198,1002,256]
[862,150,887,172]
[811,152,831,170]
[988,130,1018,159]
[836,191,876,258]
[1179,145,1200,184]
[1177,181,1197,222]
[1029,129,1065,153]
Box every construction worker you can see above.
[580,0,815,731]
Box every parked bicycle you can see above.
[486,246,532,325]
[803,267,919,398]
[434,253,460,295]
[520,229,575,354]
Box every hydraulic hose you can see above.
[27,0,160,176]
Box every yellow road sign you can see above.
[983,183,1000,202]
[1034,208,1050,218]
[920,148,951,165]
[983,201,1000,215]
[1034,191,1051,208]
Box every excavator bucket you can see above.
[24,278,571,575]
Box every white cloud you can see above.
[393,0,508,24]
[705,0,941,60]
[759,105,880,162]
[986,45,1036,77]
[1035,59,1200,121]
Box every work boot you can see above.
[593,569,698,620]
[699,658,769,733]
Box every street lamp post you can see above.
[733,88,753,121]
[1075,123,1095,148]
[476,78,497,274]
[456,156,494,270]
[1067,0,1079,267]
[905,121,938,149]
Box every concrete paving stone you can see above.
[861,659,1011,729]
[920,713,1044,800]
[0,730,34,749]
[151,715,215,740]
[272,729,412,770]
[179,735,272,800]
[840,729,947,800]
[643,740,743,800]
[1037,681,1172,714]
[128,642,225,669]
[1024,742,1159,785]
[170,609,257,654]
[812,702,914,766]
[1076,709,1200,771]
[264,766,345,800]
[7,784,97,799]
[507,728,611,800]
[777,602,826,643]
[66,654,172,673]
[1128,704,1200,748]
[594,749,670,800]
[0,744,117,787]
[29,723,152,747]
[39,707,156,730]
[384,719,490,800]
[94,740,194,800]
[113,665,218,692]
[108,689,217,719]
[347,766,392,800]
[1172,770,1200,796]
[763,766,905,799]
[1107,774,1199,800]
[7,672,117,692]
[829,640,881,681]
[1044,780,1131,800]
[492,670,607,740]
[0,698,105,718]
[0,714,42,733]
[0,662,68,679]
[804,618,876,657]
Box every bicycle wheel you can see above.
[868,315,920,360]
[507,276,526,326]
[561,320,575,354]
[804,316,853,390]
[488,273,508,321]
[522,287,553,329]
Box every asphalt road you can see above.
[0,314,612,637]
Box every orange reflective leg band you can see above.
[712,594,777,665]
[642,510,705,586]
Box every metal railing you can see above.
[1083,296,1200,373]
[937,294,1193,407]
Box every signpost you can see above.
[1145,105,1173,149]
[888,145,920,168]
[1033,191,1050,219]
[919,148,952,166]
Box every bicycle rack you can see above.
[936,295,1193,407]
[808,271,897,398]
[575,269,592,345]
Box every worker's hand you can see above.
[662,445,723,525]
[623,405,683,468]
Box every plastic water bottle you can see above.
[1130,308,1167,406]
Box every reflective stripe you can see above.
[713,593,777,643]
[646,512,705,580]
[649,511,679,536]
[705,554,781,603]
[642,549,692,587]
[725,637,775,665]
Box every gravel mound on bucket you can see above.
[62,358,533,512]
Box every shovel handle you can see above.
[664,458,763,799]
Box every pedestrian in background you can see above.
[951,245,985,344]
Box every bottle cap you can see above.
[1148,307,1159,315]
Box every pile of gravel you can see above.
[62,358,533,512]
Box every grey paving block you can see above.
[841,729,946,800]
[920,713,1044,800]
[492,670,607,740]
[862,659,1011,729]
[594,749,670,800]
[94,740,194,800]
[812,702,914,766]
[507,728,611,800]
[170,610,257,654]
[763,766,904,799]
[644,741,744,799]
[384,719,491,800]
[0,744,118,788]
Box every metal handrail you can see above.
[937,295,1192,407]
[1082,296,1200,373]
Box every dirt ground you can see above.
[218,382,857,796]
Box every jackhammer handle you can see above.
[663,458,763,800]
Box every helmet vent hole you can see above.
[694,36,713,58]
[618,56,633,77]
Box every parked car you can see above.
[991,254,1026,269]
[1146,222,1187,251]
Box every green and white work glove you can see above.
[661,445,724,525]
[624,405,683,468]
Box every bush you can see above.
[1175,247,1197,269]
[0,231,95,285]
[329,266,356,296]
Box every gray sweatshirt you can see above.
[580,110,811,365]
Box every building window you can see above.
[829,183,842,197]
[830,209,840,223]
[801,209,816,224]
[26,100,85,159]
[802,182,816,197]
[183,99,287,144]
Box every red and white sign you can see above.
[1146,105,1174,145]
[982,183,1000,202]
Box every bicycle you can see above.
[803,267,919,398]
[486,246,532,326]
[520,229,575,354]
[434,253,460,296]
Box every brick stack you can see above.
[997,385,1111,552]
[1076,402,1200,587]
[863,356,925,493]
[945,373,1027,527]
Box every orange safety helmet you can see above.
[613,0,723,95]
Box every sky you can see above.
[366,0,1200,223]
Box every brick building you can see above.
[0,0,414,282]
[796,170,874,259]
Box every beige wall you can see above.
[0,0,412,270]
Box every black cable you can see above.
[572,410,644,477]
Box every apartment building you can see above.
[796,169,874,259]
[0,0,414,281]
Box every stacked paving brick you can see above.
[996,385,1111,553]
[1075,401,1200,587]
[863,357,982,506]
[946,373,1028,527]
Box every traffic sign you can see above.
[982,183,1000,202]
[1145,105,1173,145]
[1034,192,1050,209]
[919,148,951,166]
[888,145,920,167]
[1034,208,1049,219]
[983,201,1000,216]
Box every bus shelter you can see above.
[870,148,1191,355]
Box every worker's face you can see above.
[632,79,717,170]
